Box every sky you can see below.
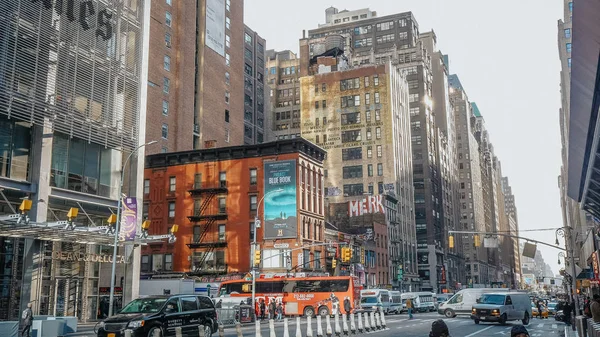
[245,0,565,276]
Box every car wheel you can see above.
[474,319,480,324]
[304,306,315,318]
[499,314,507,325]
[522,312,530,325]
[444,309,455,318]
[203,324,213,337]
[318,306,330,317]
[147,326,162,337]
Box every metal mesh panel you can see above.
[0,0,145,150]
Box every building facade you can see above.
[0,0,150,321]
[142,139,326,277]
[145,0,246,154]
[242,25,267,145]
[265,50,301,141]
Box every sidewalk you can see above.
[564,325,576,337]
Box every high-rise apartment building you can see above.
[300,6,447,292]
[145,0,246,154]
[242,25,267,144]
[265,50,301,141]
[502,176,522,287]
[0,0,150,320]
[298,53,418,290]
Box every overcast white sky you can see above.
[245,0,564,276]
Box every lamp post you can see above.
[556,227,580,315]
[251,187,284,314]
[108,140,157,317]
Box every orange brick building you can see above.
[142,139,327,277]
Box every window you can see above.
[225,128,230,143]
[163,77,170,93]
[165,12,172,27]
[566,43,572,53]
[164,254,173,271]
[340,78,360,91]
[315,85,319,93]
[377,145,382,157]
[226,34,230,48]
[225,109,230,122]
[374,92,380,103]
[343,184,364,196]
[564,28,571,39]
[375,109,381,121]
[378,182,384,194]
[341,95,361,108]
[568,58,572,68]
[164,55,171,71]
[569,1,573,11]
[410,107,420,117]
[364,76,370,87]
[143,179,150,194]
[354,38,372,48]
[218,197,227,213]
[226,0,231,11]
[366,128,372,140]
[315,101,319,109]
[162,100,169,115]
[168,202,175,218]
[225,17,230,30]
[245,49,253,60]
[169,176,176,192]
[162,124,168,139]
[409,93,419,103]
[218,224,226,241]
[343,166,363,179]
[367,146,373,158]
[245,32,253,44]
[373,75,379,86]
[166,0,172,5]
[194,173,202,189]
[342,147,362,160]
[225,53,230,66]
[322,83,327,92]
[376,21,394,31]
[165,33,172,48]
[141,255,150,272]
[225,91,230,104]
[365,93,370,105]
[376,127,381,139]
[366,110,371,122]
[376,34,395,44]
[367,164,373,177]
[249,195,258,211]
[341,130,361,143]
[377,163,383,176]
[322,100,327,108]
[219,171,227,187]
[250,168,257,185]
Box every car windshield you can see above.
[119,298,168,314]
[361,297,378,304]
[548,303,557,309]
[479,295,506,305]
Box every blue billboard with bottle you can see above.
[263,160,297,239]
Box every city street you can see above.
[223,313,571,337]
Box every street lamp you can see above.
[251,187,284,314]
[108,140,157,317]
[558,252,566,265]
[556,227,580,315]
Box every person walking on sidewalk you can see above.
[20,303,33,337]
[563,301,573,326]
[591,294,600,323]
[276,302,283,321]
[343,296,352,319]
[406,297,414,320]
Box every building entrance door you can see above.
[53,278,83,319]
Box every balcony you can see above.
[187,209,228,223]
[187,182,228,196]
[187,234,228,249]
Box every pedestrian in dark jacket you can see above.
[429,319,450,337]
[269,299,277,320]
[21,303,33,337]
[260,299,266,320]
[343,297,352,317]
[563,301,573,326]
[511,325,529,337]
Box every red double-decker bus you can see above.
[218,276,361,317]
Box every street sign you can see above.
[274,243,289,249]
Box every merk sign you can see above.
[348,195,386,218]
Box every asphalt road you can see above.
[223,312,572,337]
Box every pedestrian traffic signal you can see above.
[253,250,261,266]
[332,259,337,269]
[398,265,403,280]
[449,235,454,248]
[474,235,481,247]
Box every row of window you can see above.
[326,182,386,197]
[342,163,385,179]
[341,129,384,143]
[270,66,297,75]
[144,170,258,195]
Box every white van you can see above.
[390,291,402,314]
[360,289,391,314]
[438,288,509,318]
[401,292,436,312]
[471,292,532,325]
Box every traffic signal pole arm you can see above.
[447,230,565,251]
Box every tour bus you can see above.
[360,289,392,314]
[218,276,361,317]
[390,291,402,314]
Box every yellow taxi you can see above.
[532,304,549,318]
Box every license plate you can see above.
[480,316,485,320]
[107,334,115,337]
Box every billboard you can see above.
[205,0,225,56]
[263,160,297,239]
[119,197,138,241]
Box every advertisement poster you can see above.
[205,0,225,56]
[263,160,297,239]
[120,197,138,241]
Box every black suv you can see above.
[97,294,218,337]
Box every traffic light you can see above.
[332,259,337,269]
[397,265,403,280]
[253,249,261,267]
[449,235,454,249]
[341,247,352,262]
[474,235,481,247]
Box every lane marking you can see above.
[464,326,493,337]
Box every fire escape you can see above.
[186,177,228,275]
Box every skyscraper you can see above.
[265,50,301,141]
[242,25,267,144]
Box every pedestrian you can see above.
[215,299,222,308]
[591,294,600,323]
[406,297,414,320]
[584,297,592,318]
[20,303,33,337]
[260,299,266,320]
[269,298,277,320]
[343,296,352,319]
[563,301,572,326]
[429,319,450,337]
[536,300,542,319]
[510,325,529,337]
[276,302,283,321]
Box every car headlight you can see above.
[472,309,476,314]
[492,309,499,313]
[128,320,145,329]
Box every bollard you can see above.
[307,315,314,337]
[364,312,371,332]
[370,311,377,331]
[357,312,363,333]
[236,322,244,337]
[269,319,276,337]
[326,314,333,337]
[342,313,349,336]
[351,313,357,334]
[283,317,290,337]
[374,312,381,330]
[334,312,341,336]
[380,308,387,329]
[296,317,302,337]
[124,330,133,337]
[317,315,324,337]
[255,319,263,337]
[219,324,225,337]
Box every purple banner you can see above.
[120,197,138,241]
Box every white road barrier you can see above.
[269,319,276,337]
[317,315,324,337]
[357,312,363,333]
[342,312,349,335]
[334,312,341,336]
[307,315,314,337]
[255,319,263,337]
[380,308,387,329]
[370,312,376,331]
[364,311,371,332]
[296,317,302,337]
[326,314,333,337]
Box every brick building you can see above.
[142,139,326,277]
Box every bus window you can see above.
[256,281,285,294]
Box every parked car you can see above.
[471,292,531,325]
[97,294,218,337]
